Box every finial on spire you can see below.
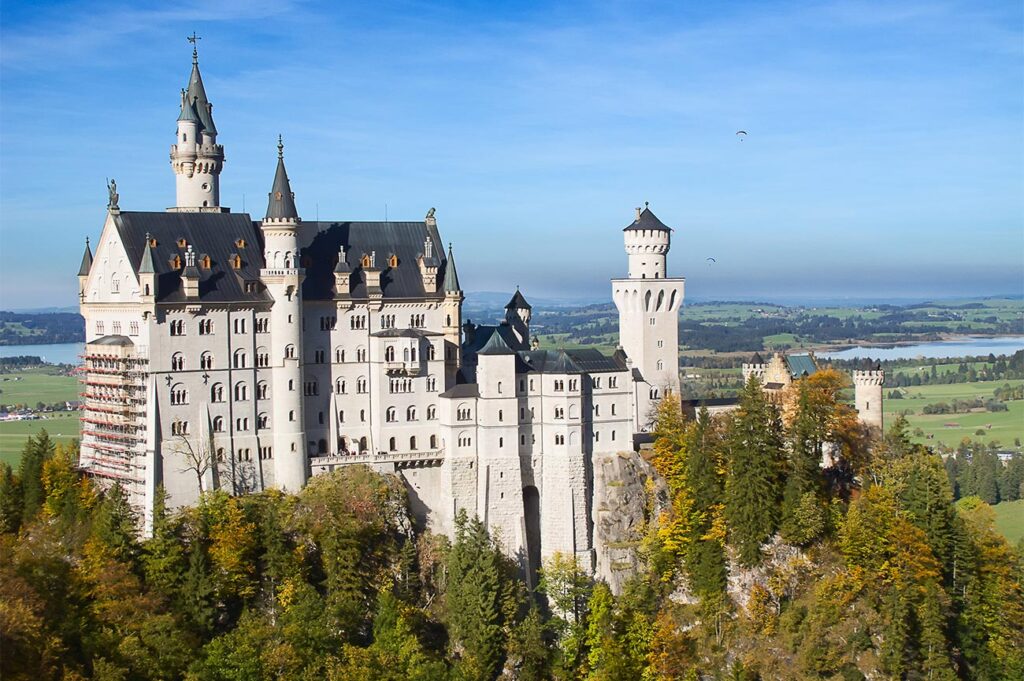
[645,201,649,208]
[277,135,284,159]
[86,237,90,246]
[187,32,201,64]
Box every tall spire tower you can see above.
[169,34,226,212]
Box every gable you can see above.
[85,213,141,303]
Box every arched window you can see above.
[357,377,367,393]
[335,347,345,363]
[386,407,397,422]
[258,413,268,429]
[335,378,346,394]
[171,352,184,371]
[200,352,213,370]
[285,344,296,359]
[403,347,410,361]
[170,384,188,405]
[427,405,437,420]
[389,437,397,452]
[233,349,247,368]
[359,436,368,452]
[385,346,395,362]
[257,382,268,400]
[256,348,269,367]
[213,416,224,432]
[211,383,224,402]
[234,382,248,401]
[428,344,436,360]
[430,434,438,449]
[410,436,417,451]
[407,406,417,421]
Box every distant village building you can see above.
[75,45,882,577]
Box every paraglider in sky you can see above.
[735,130,747,141]
[706,257,716,268]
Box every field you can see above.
[992,500,1024,546]
[0,367,80,407]
[0,411,80,467]
[884,380,1024,449]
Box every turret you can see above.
[181,246,200,299]
[78,237,93,300]
[504,288,532,347]
[741,352,767,383]
[441,243,464,387]
[169,43,225,212]
[138,233,157,304]
[623,202,671,279]
[258,137,306,491]
[418,232,440,292]
[853,360,885,434]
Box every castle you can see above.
[75,47,881,578]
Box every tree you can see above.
[0,462,22,534]
[780,381,827,544]
[18,429,55,523]
[683,408,728,602]
[724,376,785,566]
[171,432,215,497]
[445,511,504,681]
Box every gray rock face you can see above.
[592,450,668,593]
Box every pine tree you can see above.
[724,376,785,566]
[781,383,826,544]
[18,430,55,523]
[684,408,728,600]
[0,462,23,533]
[446,511,504,681]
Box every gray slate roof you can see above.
[624,205,671,232]
[370,328,442,338]
[440,384,479,399]
[88,335,133,346]
[506,289,531,310]
[443,244,461,293]
[114,211,269,304]
[785,354,818,377]
[78,239,93,276]
[301,221,449,301]
[477,331,515,355]
[517,348,627,374]
[265,145,298,220]
[185,59,216,135]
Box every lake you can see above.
[0,343,84,366]
[818,336,1024,361]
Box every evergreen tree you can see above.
[781,382,826,544]
[973,450,1001,504]
[999,453,1024,502]
[18,430,55,523]
[724,376,785,566]
[0,462,23,533]
[445,511,504,681]
[684,408,728,601]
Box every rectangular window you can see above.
[95,321,105,335]
[111,321,121,335]
[129,321,139,336]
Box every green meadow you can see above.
[992,500,1024,546]
[885,380,1024,449]
[0,411,80,467]
[0,367,80,407]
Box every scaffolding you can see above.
[78,341,149,508]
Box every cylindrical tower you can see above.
[169,46,225,212]
[853,362,885,434]
[260,138,307,490]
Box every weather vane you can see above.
[187,32,201,62]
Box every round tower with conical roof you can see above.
[170,44,225,211]
[260,137,307,490]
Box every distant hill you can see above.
[0,311,85,345]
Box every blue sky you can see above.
[1,0,1021,309]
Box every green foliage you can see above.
[724,376,786,566]
[17,429,54,522]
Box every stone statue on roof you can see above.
[106,178,119,211]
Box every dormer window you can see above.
[361,254,372,268]
[201,255,211,269]
[388,254,398,268]
[235,238,246,248]
[148,237,158,247]
[231,254,242,269]
[177,238,187,248]
[171,255,181,269]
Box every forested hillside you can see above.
[0,311,84,346]
[1,372,1022,680]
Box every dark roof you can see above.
[463,324,527,357]
[300,221,447,301]
[185,59,216,135]
[478,331,515,355]
[440,384,479,399]
[113,211,269,304]
[265,142,298,220]
[856,358,882,371]
[765,382,785,390]
[681,397,740,408]
[177,93,200,123]
[749,352,764,364]
[78,239,93,276]
[786,354,818,378]
[138,241,155,274]
[563,348,627,373]
[88,335,133,346]
[623,205,671,232]
[505,289,532,310]
[443,243,461,293]
[370,328,442,338]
